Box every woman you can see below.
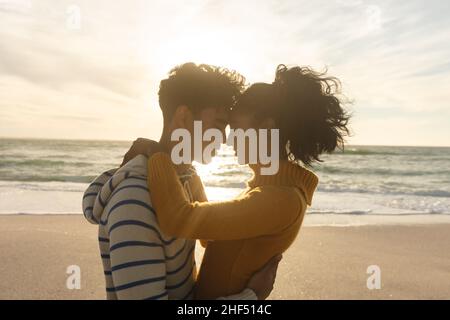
[145,65,349,299]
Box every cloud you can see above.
[0,0,449,145]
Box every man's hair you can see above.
[158,63,246,123]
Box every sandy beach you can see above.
[0,214,449,300]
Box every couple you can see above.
[82,62,349,300]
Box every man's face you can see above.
[198,106,229,139]
[173,105,228,163]
[196,106,228,161]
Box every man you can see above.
[83,63,281,300]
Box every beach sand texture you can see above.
[0,215,449,300]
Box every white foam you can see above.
[0,188,84,214]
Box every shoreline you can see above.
[1,212,450,227]
[2,185,449,217]
[0,215,449,299]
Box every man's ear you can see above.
[173,105,192,129]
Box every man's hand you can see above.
[121,138,161,167]
[247,254,282,300]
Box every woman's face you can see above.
[229,109,256,132]
[229,109,274,165]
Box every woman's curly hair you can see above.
[235,64,351,166]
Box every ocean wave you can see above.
[212,169,250,176]
[0,159,94,168]
[0,180,88,192]
[333,146,450,157]
[412,190,450,197]
[307,210,450,216]
[0,175,95,184]
[335,148,397,156]
[308,209,373,215]
[204,181,247,189]
[315,165,450,176]
[316,185,450,198]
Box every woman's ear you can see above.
[259,117,276,129]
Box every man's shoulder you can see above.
[103,177,158,225]
[115,155,149,179]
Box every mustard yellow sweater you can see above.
[147,153,318,299]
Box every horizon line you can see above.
[1,136,449,148]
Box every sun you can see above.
[152,28,252,80]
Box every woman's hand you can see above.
[121,138,162,167]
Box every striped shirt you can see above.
[82,155,256,300]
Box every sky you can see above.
[0,0,449,146]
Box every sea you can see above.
[1,138,449,225]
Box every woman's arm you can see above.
[147,153,302,241]
[188,174,209,248]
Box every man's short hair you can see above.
[158,63,246,122]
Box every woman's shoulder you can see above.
[246,185,307,216]
[250,184,305,197]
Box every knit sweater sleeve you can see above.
[147,153,302,241]
[187,174,209,248]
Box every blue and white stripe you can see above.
[82,155,196,300]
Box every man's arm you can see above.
[218,254,282,300]
[106,183,168,300]
[218,288,258,300]
[82,169,117,224]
